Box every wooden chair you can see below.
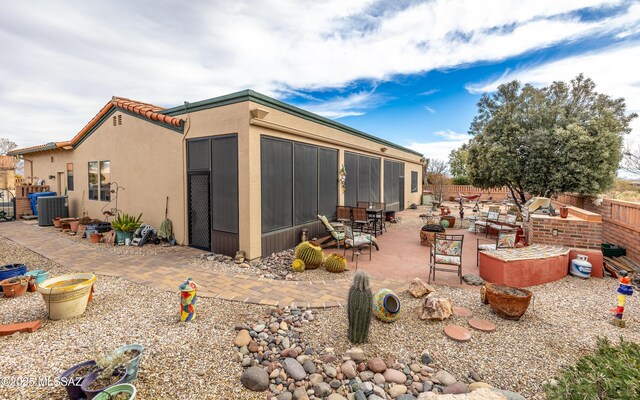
[476,231,517,266]
[336,206,352,224]
[351,207,370,233]
[343,225,379,261]
[429,233,464,284]
[315,215,345,249]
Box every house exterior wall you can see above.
[24,111,185,241]
[22,97,423,260]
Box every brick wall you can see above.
[527,213,602,250]
[16,198,32,218]
[556,194,640,261]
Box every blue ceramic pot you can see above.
[110,344,144,382]
[25,270,48,284]
[60,360,97,400]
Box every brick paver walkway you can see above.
[0,221,406,308]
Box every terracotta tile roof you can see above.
[9,96,184,156]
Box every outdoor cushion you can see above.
[344,226,377,247]
[475,220,489,226]
[497,232,517,248]
[435,239,462,256]
[434,254,461,265]
[505,213,517,224]
[318,214,345,241]
[487,211,499,220]
[478,244,497,251]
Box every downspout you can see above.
[181,102,191,246]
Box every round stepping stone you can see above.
[452,306,472,317]
[468,318,496,332]
[443,325,472,342]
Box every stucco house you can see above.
[9,90,424,258]
[0,155,16,189]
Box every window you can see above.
[66,163,74,191]
[100,161,111,201]
[88,162,99,200]
[88,161,110,201]
[411,171,418,192]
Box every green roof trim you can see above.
[161,89,423,157]
[8,142,57,156]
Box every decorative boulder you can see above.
[420,295,453,321]
[408,278,435,298]
[240,366,269,391]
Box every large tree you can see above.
[467,74,637,208]
[0,138,17,155]
[448,144,469,184]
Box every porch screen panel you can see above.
[261,138,293,232]
[392,162,400,201]
[357,155,370,203]
[344,152,358,207]
[318,148,338,218]
[211,136,238,233]
[384,160,393,204]
[187,139,210,170]
[294,143,318,224]
[369,157,380,202]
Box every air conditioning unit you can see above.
[37,196,69,226]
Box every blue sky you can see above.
[1,0,639,161]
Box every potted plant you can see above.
[60,360,97,400]
[69,218,81,232]
[0,275,28,297]
[81,350,137,399]
[37,272,96,320]
[111,213,142,245]
[93,383,136,400]
[89,232,102,244]
[53,217,62,228]
[77,216,92,238]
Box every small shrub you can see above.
[545,337,640,399]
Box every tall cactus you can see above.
[294,241,324,269]
[348,271,372,344]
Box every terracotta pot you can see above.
[89,233,102,244]
[53,218,62,228]
[70,220,81,232]
[485,283,532,320]
[0,277,28,297]
[559,206,569,219]
[77,224,87,237]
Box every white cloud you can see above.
[424,106,436,114]
[407,130,471,160]
[297,89,386,119]
[464,41,640,145]
[419,89,440,96]
[0,0,638,146]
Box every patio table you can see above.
[366,208,384,236]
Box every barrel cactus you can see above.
[324,253,347,273]
[348,271,372,344]
[291,259,306,272]
[294,241,324,269]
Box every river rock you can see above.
[347,347,366,362]
[328,394,347,400]
[469,382,493,391]
[240,366,269,391]
[292,386,309,400]
[367,357,387,373]
[420,351,433,365]
[434,370,456,386]
[408,278,435,298]
[234,330,252,346]
[303,359,316,374]
[389,384,408,398]
[420,295,452,321]
[442,381,470,394]
[341,360,357,379]
[383,369,407,384]
[324,365,337,378]
[282,358,306,381]
[314,382,332,397]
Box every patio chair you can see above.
[428,233,464,284]
[315,215,346,249]
[357,201,370,209]
[343,225,379,261]
[336,206,352,224]
[474,206,500,236]
[351,207,371,233]
[476,231,517,266]
[489,210,518,235]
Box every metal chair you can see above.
[316,214,345,249]
[343,225,379,261]
[428,233,464,284]
[336,206,352,224]
[476,231,517,266]
[351,207,370,233]
[474,206,500,237]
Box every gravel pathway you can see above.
[1,234,638,399]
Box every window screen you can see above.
[261,138,293,232]
[344,152,358,207]
[211,136,238,233]
[294,143,318,224]
[411,171,418,192]
[318,148,338,218]
[66,163,74,191]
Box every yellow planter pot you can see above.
[37,273,96,320]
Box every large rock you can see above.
[347,347,365,362]
[383,369,407,384]
[408,278,435,298]
[420,295,453,321]
[314,382,332,397]
[434,370,457,386]
[293,386,310,400]
[341,360,357,379]
[234,329,252,346]
[240,366,269,391]
[442,382,470,394]
[282,357,307,381]
[367,357,387,373]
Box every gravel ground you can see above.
[2,233,639,400]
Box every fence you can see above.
[423,185,511,201]
[557,194,640,261]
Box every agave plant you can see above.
[111,213,142,233]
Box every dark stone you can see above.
[240,366,269,391]
[354,390,367,400]
[420,351,433,365]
